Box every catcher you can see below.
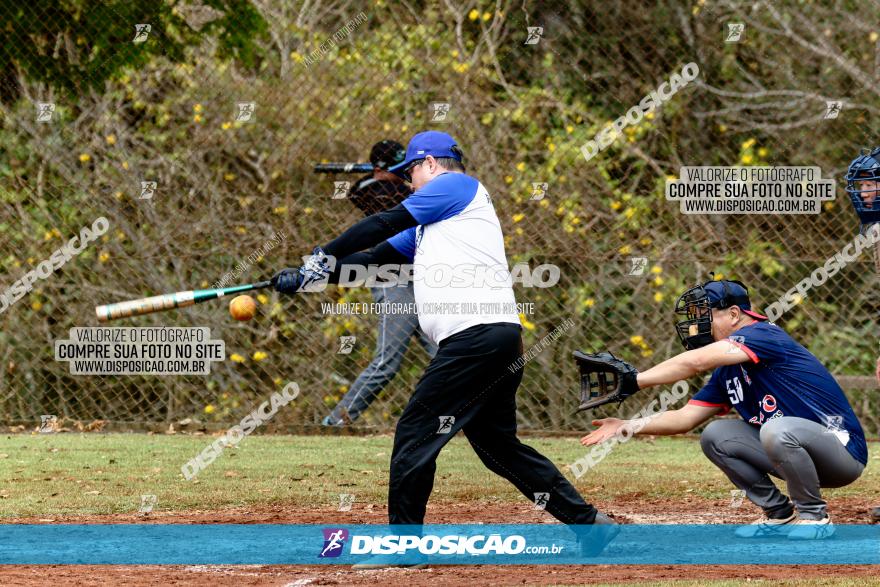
[577,278,867,540]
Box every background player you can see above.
[844,146,880,521]
[322,140,437,426]
[274,131,617,564]
[581,279,867,540]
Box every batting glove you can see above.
[272,246,332,294]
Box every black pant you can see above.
[388,322,598,525]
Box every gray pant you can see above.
[326,283,437,424]
[700,417,864,520]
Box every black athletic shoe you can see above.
[576,512,621,557]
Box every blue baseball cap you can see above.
[703,280,768,320]
[388,131,462,177]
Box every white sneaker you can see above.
[734,512,797,538]
[787,516,835,540]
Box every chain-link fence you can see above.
[1,1,878,434]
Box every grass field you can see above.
[3,432,879,586]
[1,432,876,518]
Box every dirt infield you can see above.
[3,497,879,586]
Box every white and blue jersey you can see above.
[387,172,520,344]
[690,322,868,465]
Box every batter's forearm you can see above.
[323,204,417,259]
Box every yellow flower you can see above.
[43,231,53,241]
[870,32,879,43]
[630,335,644,345]
[114,191,124,200]
[741,154,754,165]
[304,207,313,214]
[714,273,724,280]
[504,175,513,184]
[718,124,727,133]
[565,125,574,134]
[31,300,42,311]
[235,226,246,235]
[454,62,470,73]
[653,276,664,286]
[204,404,215,414]
[230,353,245,363]
[583,298,595,308]
[823,201,835,211]
[653,292,664,303]
[641,349,654,357]
[651,266,662,274]
[224,173,236,181]
[193,114,203,123]
[256,294,269,304]
[79,153,91,163]
[758,147,769,158]
[401,124,408,132]
[116,230,126,241]
[619,245,632,255]
[548,142,556,152]
[610,201,622,210]
[98,252,110,263]
[450,49,459,58]
[105,134,116,145]
[253,351,268,361]
[539,199,549,208]
[624,208,635,219]
[791,293,803,305]
[640,237,652,246]
[273,377,282,386]
[468,9,479,20]
[645,111,655,120]
[52,228,61,238]
[741,138,756,149]
[512,213,525,223]
[515,161,526,172]
[519,313,535,331]
[482,11,492,21]
[193,103,203,113]
[121,161,129,170]
[221,121,232,130]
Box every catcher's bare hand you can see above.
[580,418,625,446]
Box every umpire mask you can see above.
[844,146,880,226]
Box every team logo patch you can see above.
[761,394,777,412]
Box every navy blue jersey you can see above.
[690,322,867,465]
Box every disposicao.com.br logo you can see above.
[319,528,349,558]
[320,529,563,557]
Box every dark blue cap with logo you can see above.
[703,280,768,320]
[389,131,462,176]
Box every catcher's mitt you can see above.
[573,350,640,412]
